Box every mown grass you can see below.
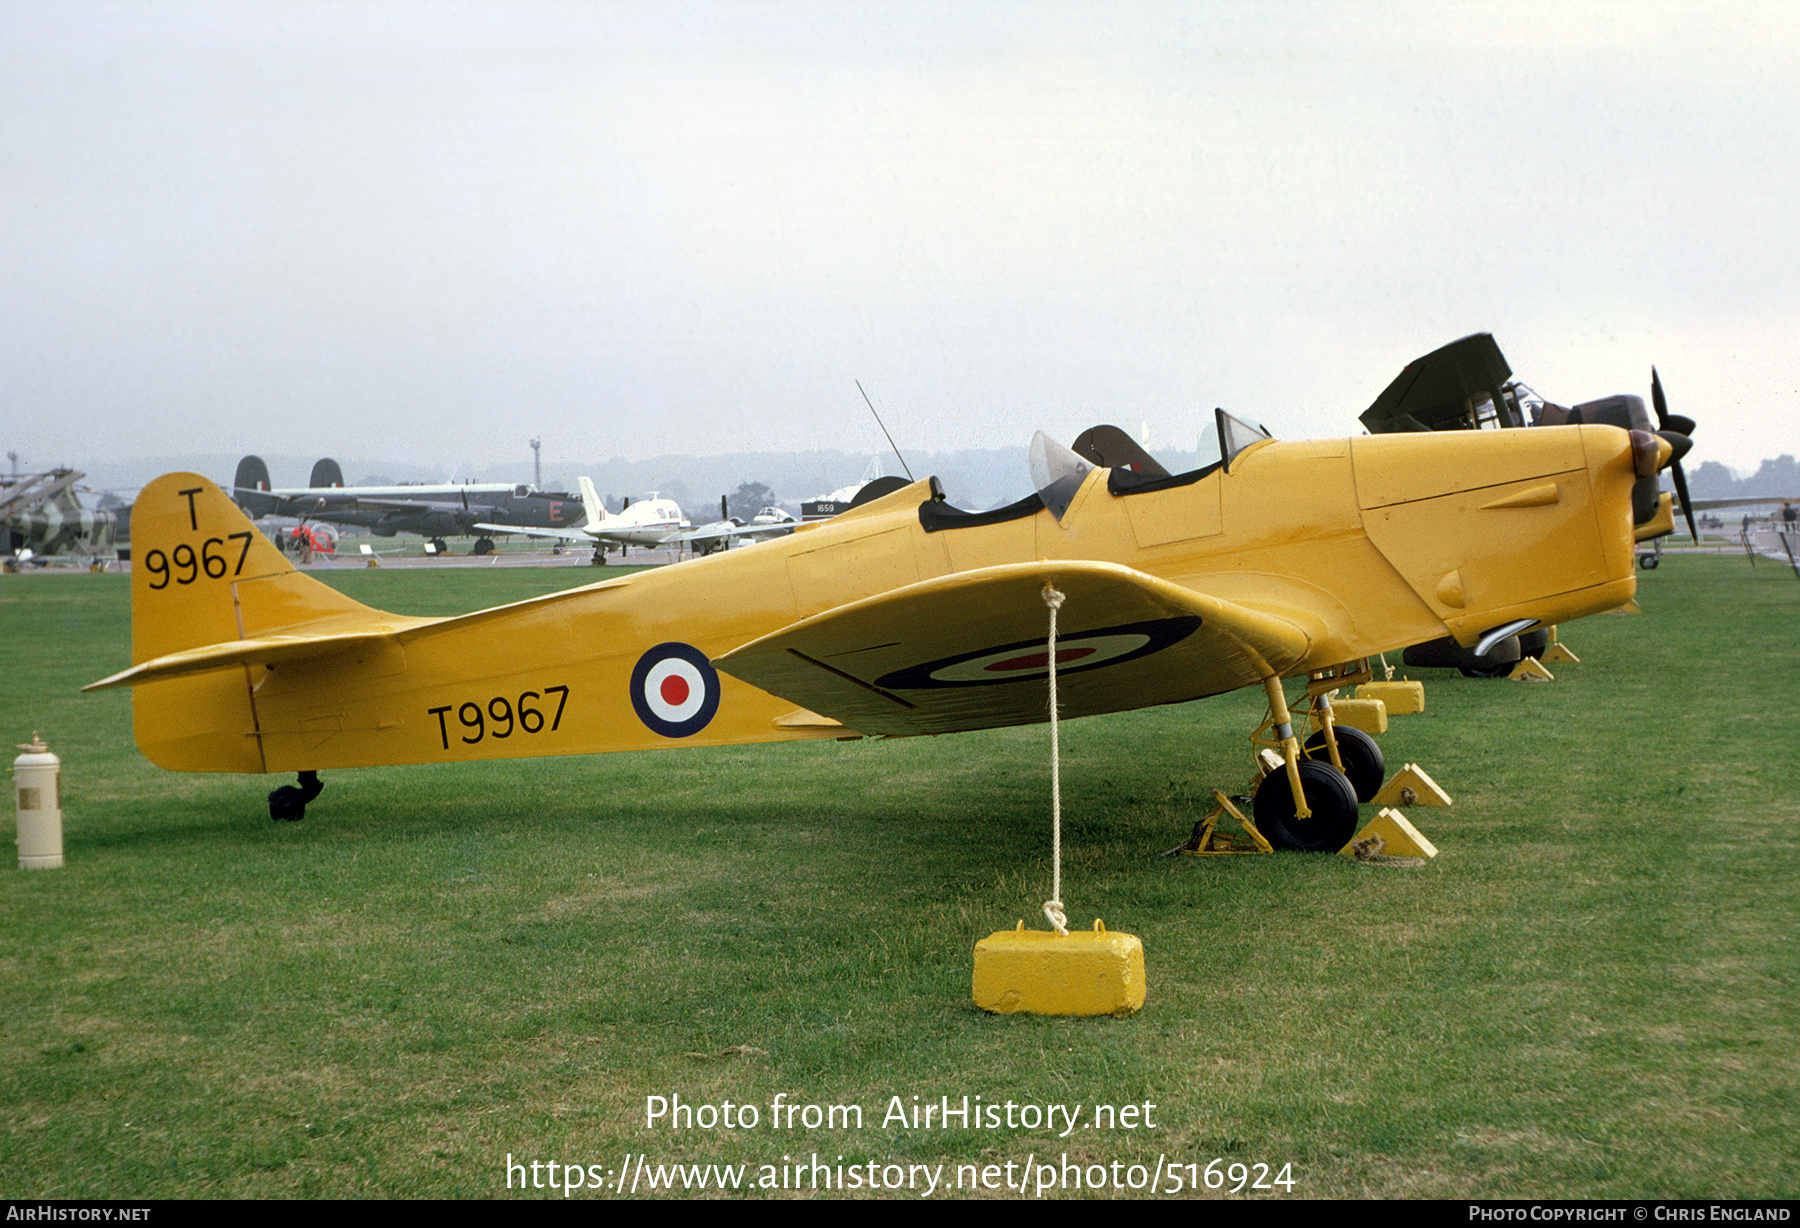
[0,556,1793,1198]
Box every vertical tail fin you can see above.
[121,474,382,772]
[578,477,609,530]
[130,474,374,664]
[232,455,275,517]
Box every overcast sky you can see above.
[4,1,1796,482]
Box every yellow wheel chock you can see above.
[1508,656,1554,681]
[1339,807,1439,865]
[1371,762,1453,808]
[1540,627,1580,664]
[1164,790,1275,857]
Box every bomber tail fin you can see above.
[308,457,345,489]
[232,455,276,517]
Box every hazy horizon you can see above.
[6,3,1797,479]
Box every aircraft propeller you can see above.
[1563,374,1697,543]
[1650,367,1700,542]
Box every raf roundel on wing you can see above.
[873,616,1203,691]
[630,643,722,738]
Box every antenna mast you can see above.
[856,381,913,482]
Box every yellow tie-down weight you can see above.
[973,920,1146,1017]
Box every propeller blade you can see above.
[1651,367,1697,435]
[1652,368,1700,541]
[1671,459,1699,542]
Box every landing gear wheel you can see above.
[429,538,449,557]
[1253,759,1358,852]
[1304,726,1385,803]
[1638,552,1660,570]
[1458,662,1512,679]
[472,537,495,555]
[267,771,324,822]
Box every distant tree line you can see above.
[1686,456,1800,499]
[726,482,775,522]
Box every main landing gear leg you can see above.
[1301,682,1385,803]
[268,771,323,821]
[1257,674,1310,817]
[1247,674,1359,852]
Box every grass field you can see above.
[1,555,1794,1199]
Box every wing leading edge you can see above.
[714,560,1311,737]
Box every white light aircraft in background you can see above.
[474,479,689,560]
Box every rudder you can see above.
[126,474,378,772]
[232,455,276,517]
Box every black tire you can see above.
[430,538,448,556]
[1304,726,1385,803]
[472,537,495,556]
[1458,662,1513,679]
[1253,758,1359,852]
[1638,553,1660,570]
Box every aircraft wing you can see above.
[714,560,1310,737]
[666,520,795,546]
[1678,495,1800,511]
[243,491,361,512]
[348,497,476,515]
[469,522,598,543]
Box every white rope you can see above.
[1042,583,1069,936]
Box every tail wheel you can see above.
[1303,726,1385,803]
[1253,759,1359,852]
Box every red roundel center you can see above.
[984,646,1097,673]
[660,674,691,706]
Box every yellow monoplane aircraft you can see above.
[87,407,1672,849]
